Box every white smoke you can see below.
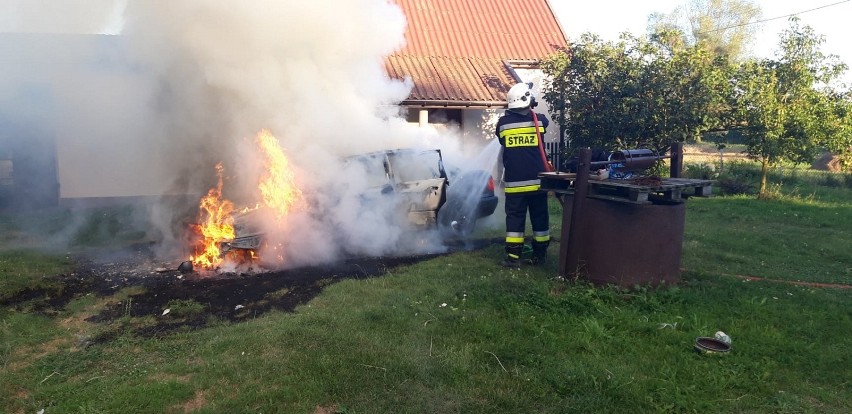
[117,0,462,266]
[1,0,496,265]
[0,0,123,34]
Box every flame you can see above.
[191,163,235,269]
[257,129,303,219]
[189,130,302,270]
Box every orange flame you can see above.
[257,129,303,219]
[191,163,235,269]
[189,130,302,270]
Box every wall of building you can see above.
[52,65,168,199]
[0,34,177,202]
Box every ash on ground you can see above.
[3,239,497,342]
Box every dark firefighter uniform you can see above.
[496,109,550,265]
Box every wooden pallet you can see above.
[588,178,714,203]
[538,173,714,204]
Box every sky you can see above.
[549,0,852,85]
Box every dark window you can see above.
[404,108,463,126]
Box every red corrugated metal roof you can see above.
[387,0,568,107]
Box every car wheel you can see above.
[438,198,477,239]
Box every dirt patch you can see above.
[3,239,497,341]
[313,405,341,414]
[708,271,852,289]
[173,389,207,413]
[682,144,748,164]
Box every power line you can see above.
[696,0,850,35]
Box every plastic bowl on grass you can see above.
[694,337,731,355]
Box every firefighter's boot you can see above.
[527,240,549,266]
[501,242,524,268]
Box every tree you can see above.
[733,61,784,193]
[540,33,731,159]
[821,91,852,170]
[648,0,761,61]
[735,18,850,196]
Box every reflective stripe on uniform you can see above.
[504,134,538,147]
[498,126,546,139]
[505,179,541,193]
[497,121,544,134]
[506,179,540,188]
[506,232,525,243]
[533,230,550,242]
[500,123,546,148]
[506,184,540,193]
[499,119,546,149]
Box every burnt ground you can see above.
[2,239,498,342]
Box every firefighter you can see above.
[496,82,550,268]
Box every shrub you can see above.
[819,172,843,188]
[683,163,715,180]
[717,176,754,195]
[815,171,852,189]
[715,160,757,195]
[724,160,761,181]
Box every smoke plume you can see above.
[1,0,495,266]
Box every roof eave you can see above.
[401,100,507,109]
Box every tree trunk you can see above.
[759,157,769,197]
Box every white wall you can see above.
[53,68,169,198]
[1,35,175,199]
[461,108,499,154]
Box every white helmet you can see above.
[507,82,533,109]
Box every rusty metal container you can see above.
[559,196,685,287]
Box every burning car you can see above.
[343,148,450,229]
[217,147,498,257]
[342,148,498,239]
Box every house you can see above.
[386,0,568,150]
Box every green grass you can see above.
[3,258,849,413]
[166,299,206,318]
[679,161,852,284]
[683,196,851,284]
[1,162,850,413]
[0,205,152,252]
[0,250,71,303]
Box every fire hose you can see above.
[531,111,554,172]
[532,109,564,205]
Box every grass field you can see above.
[1,161,850,413]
